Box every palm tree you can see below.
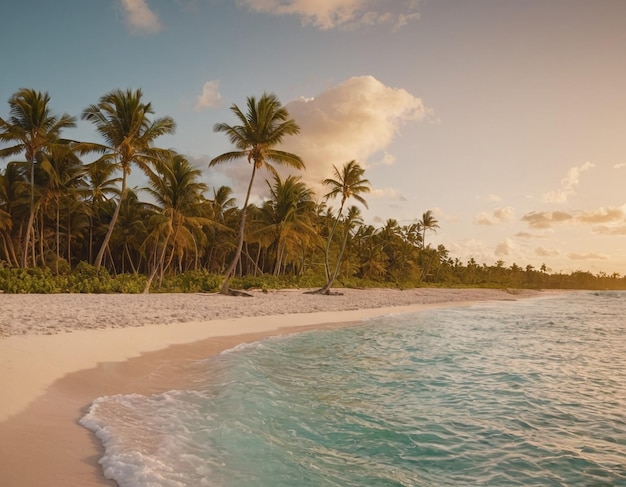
[35,144,85,271]
[0,88,76,266]
[257,174,316,276]
[321,160,370,281]
[209,93,303,295]
[80,88,175,271]
[0,162,27,266]
[83,157,121,264]
[310,160,370,294]
[143,154,212,292]
[418,210,440,249]
[110,188,149,274]
[318,205,364,293]
[205,185,237,273]
[0,168,15,265]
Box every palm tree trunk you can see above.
[145,228,172,293]
[1,234,15,267]
[55,199,60,274]
[323,203,344,281]
[106,244,118,276]
[38,212,45,267]
[94,173,126,271]
[125,244,138,274]
[22,156,36,267]
[88,213,93,264]
[67,206,72,266]
[319,225,350,294]
[220,164,257,295]
[5,231,19,267]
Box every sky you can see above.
[1,0,626,275]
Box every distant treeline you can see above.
[1,88,623,294]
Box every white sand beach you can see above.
[0,288,547,486]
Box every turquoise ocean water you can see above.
[81,292,626,486]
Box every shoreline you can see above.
[0,288,552,486]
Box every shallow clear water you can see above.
[81,292,626,486]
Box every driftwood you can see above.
[303,288,344,296]
[225,288,253,297]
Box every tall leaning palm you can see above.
[321,160,370,282]
[0,89,76,266]
[80,88,175,271]
[210,93,303,295]
[418,210,440,249]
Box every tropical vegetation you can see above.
[1,88,624,293]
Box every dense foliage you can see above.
[1,89,624,293]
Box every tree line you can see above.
[1,88,624,293]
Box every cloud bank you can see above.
[522,206,625,230]
[282,75,426,191]
[235,0,420,30]
[120,0,162,34]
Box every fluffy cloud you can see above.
[195,80,222,111]
[521,205,626,234]
[235,0,419,30]
[577,206,625,224]
[281,75,426,191]
[521,211,574,229]
[495,238,515,257]
[120,0,162,34]
[474,206,514,225]
[614,163,626,169]
[535,246,560,257]
[542,161,594,203]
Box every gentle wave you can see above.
[82,292,626,486]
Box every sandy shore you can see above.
[0,288,548,486]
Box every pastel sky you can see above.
[1,0,625,274]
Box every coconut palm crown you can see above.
[0,88,76,266]
[320,160,370,282]
[80,88,176,270]
[209,92,303,294]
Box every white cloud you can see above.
[282,75,426,192]
[235,0,420,30]
[495,238,514,257]
[487,194,502,202]
[535,246,560,257]
[542,161,594,203]
[195,80,222,111]
[120,0,162,34]
[521,210,574,229]
[614,163,626,169]
[577,206,625,224]
[474,206,514,225]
